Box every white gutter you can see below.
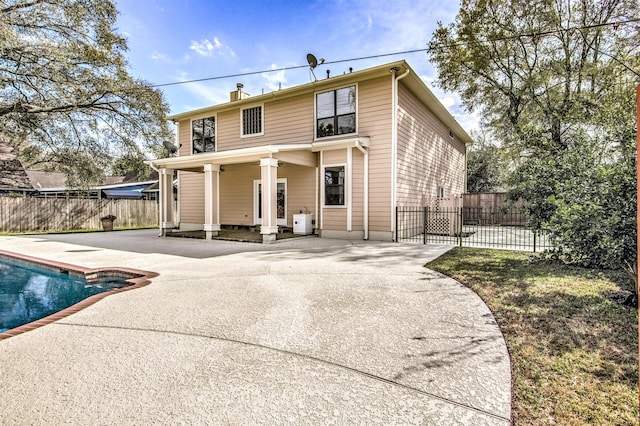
[149,143,314,168]
[391,68,410,242]
[147,160,159,173]
[354,141,369,240]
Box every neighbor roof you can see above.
[0,144,32,190]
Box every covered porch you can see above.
[150,144,318,243]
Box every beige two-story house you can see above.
[150,60,473,243]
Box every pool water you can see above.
[0,258,128,333]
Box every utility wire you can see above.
[150,17,640,89]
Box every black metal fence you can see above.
[396,206,554,252]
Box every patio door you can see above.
[254,178,287,226]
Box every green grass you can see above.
[426,247,638,425]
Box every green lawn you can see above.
[426,247,638,425]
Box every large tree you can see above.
[466,130,506,193]
[0,0,171,187]
[428,0,639,277]
[428,0,638,150]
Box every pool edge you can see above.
[0,249,158,341]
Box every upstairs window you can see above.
[316,86,356,138]
[192,116,215,154]
[324,165,345,206]
[242,105,263,137]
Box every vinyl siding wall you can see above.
[175,75,395,235]
[218,164,256,225]
[176,95,316,227]
[396,82,466,207]
[284,165,317,226]
[178,171,204,225]
[350,148,364,230]
[321,149,347,230]
[357,76,393,233]
[217,164,316,227]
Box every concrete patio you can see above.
[0,230,511,424]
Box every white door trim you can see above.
[254,178,287,226]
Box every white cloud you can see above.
[150,51,170,62]
[190,39,214,56]
[324,0,455,56]
[440,96,456,109]
[189,37,235,58]
[261,64,287,91]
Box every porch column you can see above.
[159,168,174,236]
[260,158,279,243]
[203,163,221,240]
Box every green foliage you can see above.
[0,0,172,186]
[111,152,152,181]
[429,0,639,277]
[428,0,638,147]
[508,90,637,277]
[466,131,505,192]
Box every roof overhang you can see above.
[148,143,315,172]
[148,137,372,172]
[400,72,474,146]
[311,136,370,152]
[166,59,473,147]
[96,181,157,190]
[166,61,411,122]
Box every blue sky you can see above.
[115,0,479,132]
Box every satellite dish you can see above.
[307,53,325,82]
[307,53,318,68]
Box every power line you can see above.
[150,18,640,89]
[150,49,428,88]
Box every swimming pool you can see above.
[0,250,157,339]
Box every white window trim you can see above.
[240,104,264,138]
[190,114,217,155]
[314,83,358,141]
[322,163,347,209]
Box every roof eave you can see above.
[402,72,474,146]
[166,60,409,122]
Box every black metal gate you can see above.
[396,206,553,252]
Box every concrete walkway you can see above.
[0,230,511,425]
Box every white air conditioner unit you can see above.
[293,214,313,235]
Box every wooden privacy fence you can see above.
[462,192,528,226]
[0,197,159,233]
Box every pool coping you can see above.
[0,249,158,340]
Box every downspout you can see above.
[391,67,410,241]
[319,151,324,235]
[315,166,319,234]
[355,142,369,240]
